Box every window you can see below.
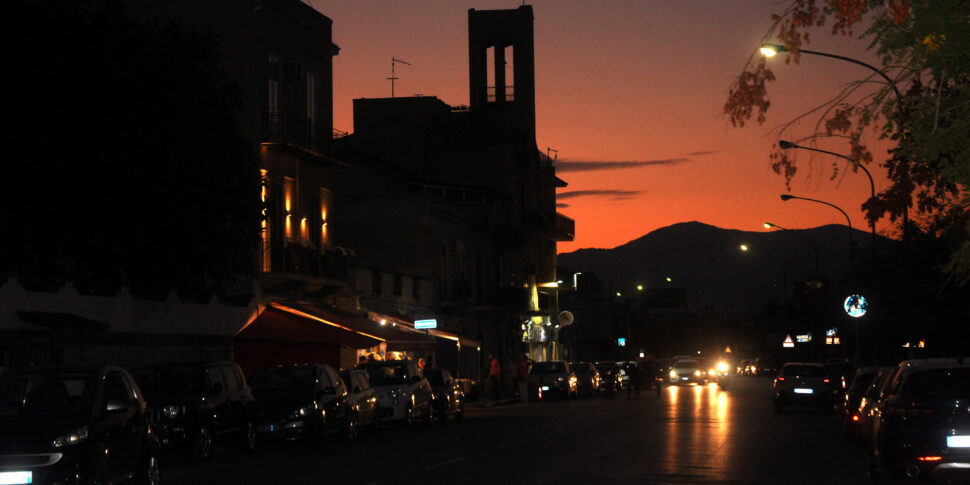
[221,365,239,392]
[505,45,515,101]
[260,170,271,272]
[283,177,296,239]
[486,45,495,102]
[317,366,333,388]
[393,274,402,296]
[102,373,130,405]
[206,367,225,393]
[319,188,331,247]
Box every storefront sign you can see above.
[414,319,437,329]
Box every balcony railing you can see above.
[261,239,349,280]
[554,212,575,241]
[261,109,327,151]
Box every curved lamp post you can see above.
[780,194,854,266]
[779,140,876,248]
[739,243,789,302]
[763,222,819,277]
[759,43,902,99]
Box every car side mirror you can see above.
[104,399,130,413]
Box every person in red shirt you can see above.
[488,354,501,400]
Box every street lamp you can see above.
[779,140,876,248]
[739,243,789,302]
[780,194,854,265]
[763,221,819,277]
[759,43,902,99]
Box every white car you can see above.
[356,361,432,428]
[669,359,706,385]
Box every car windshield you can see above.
[902,367,970,398]
[360,363,410,386]
[569,363,590,373]
[674,360,698,369]
[132,366,203,399]
[531,362,565,374]
[595,363,617,371]
[249,367,315,394]
[0,373,96,420]
[782,365,826,377]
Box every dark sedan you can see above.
[0,365,160,485]
[249,364,352,441]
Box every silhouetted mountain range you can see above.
[559,221,886,314]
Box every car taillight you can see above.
[852,414,860,422]
[777,377,786,382]
[823,378,830,383]
[918,456,942,462]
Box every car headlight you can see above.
[670,370,677,378]
[557,376,564,382]
[694,370,702,377]
[717,362,729,373]
[52,426,89,448]
[288,404,316,420]
[161,404,184,419]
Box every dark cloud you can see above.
[555,158,689,172]
[687,150,716,156]
[557,190,644,201]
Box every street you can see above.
[164,377,869,484]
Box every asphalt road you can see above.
[164,377,870,484]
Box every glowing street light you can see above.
[763,221,819,277]
[637,284,644,291]
[759,43,902,99]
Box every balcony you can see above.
[553,212,575,241]
[261,239,349,281]
[261,109,328,152]
[525,211,574,242]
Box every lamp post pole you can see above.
[779,140,876,249]
[780,194,854,267]
[763,222,819,277]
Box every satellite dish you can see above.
[558,311,574,327]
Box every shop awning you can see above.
[235,305,383,350]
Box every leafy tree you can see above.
[4,0,261,299]
[724,0,970,285]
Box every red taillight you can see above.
[852,415,860,422]
[918,456,942,462]
[777,377,786,381]
[823,378,830,383]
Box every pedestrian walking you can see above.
[488,354,502,401]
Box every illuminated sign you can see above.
[414,319,437,329]
[783,335,795,348]
[825,337,833,345]
[796,334,812,343]
[844,295,868,318]
[617,338,626,347]
[833,337,841,345]
[826,328,837,337]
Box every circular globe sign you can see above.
[844,294,868,318]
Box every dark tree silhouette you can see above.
[5,0,261,300]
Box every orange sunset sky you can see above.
[319,1,897,253]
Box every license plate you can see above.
[540,386,550,391]
[681,377,688,381]
[948,435,970,448]
[0,471,33,485]
[794,388,814,394]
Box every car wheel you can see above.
[403,406,414,429]
[197,426,214,461]
[135,448,161,485]
[345,413,359,441]
[238,420,257,454]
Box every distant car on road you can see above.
[668,359,706,385]
[772,362,838,411]
[594,362,622,393]
[568,362,601,395]
[0,365,160,485]
[870,358,970,484]
[529,361,577,400]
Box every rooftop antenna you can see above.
[388,57,411,98]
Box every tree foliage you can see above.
[725,0,970,285]
[3,0,261,299]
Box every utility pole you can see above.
[388,57,411,98]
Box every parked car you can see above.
[616,361,638,389]
[772,362,838,411]
[568,362,601,395]
[132,361,258,460]
[856,366,898,445]
[356,360,432,428]
[425,368,465,420]
[340,369,378,432]
[0,365,160,485]
[870,358,970,484]
[840,366,881,440]
[669,359,706,385]
[249,364,354,441]
[594,362,622,393]
[529,361,577,399]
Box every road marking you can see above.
[426,456,466,470]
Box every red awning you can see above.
[235,306,382,350]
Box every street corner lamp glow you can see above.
[739,243,749,252]
[759,43,787,57]
[636,284,643,291]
